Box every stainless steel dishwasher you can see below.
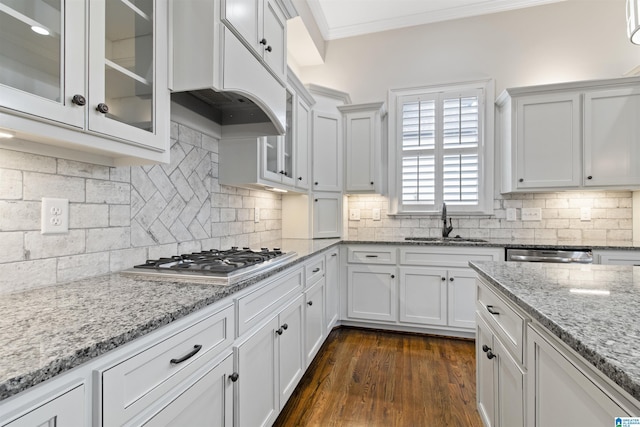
[505,248,593,264]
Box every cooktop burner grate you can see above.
[132,247,292,277]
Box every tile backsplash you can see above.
[0,119,281,293]
[346,192,633,244]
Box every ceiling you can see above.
[305,0,567,40]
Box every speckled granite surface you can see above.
[470,261,640,402]
[0,239,339,401]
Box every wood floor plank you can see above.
[273,327,483,427]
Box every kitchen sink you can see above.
[404,236,488,243]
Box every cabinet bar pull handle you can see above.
[229,372,239,382]
[332,253,337,257]
[170,344,202,365]
[365,255,378,258]
[312,268,320,273]
[486,305,500,315]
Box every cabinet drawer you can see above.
[400,247,502,268]
[102,304,234,427]
[237,267,303,335]
[305,256,325,286]
[347,246,397,264]
[477,279,526,364]
[4,385,85,427]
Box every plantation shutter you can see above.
[400,89,482,210]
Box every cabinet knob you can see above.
[282,323,288,330]
[229,372,239,382]
[518,178,524,183]
[449,277,454,282]
[71,94,86,106]
[314,198,318,202]
[370,181,374,185]
[266,46,273,52]
[482,344,490,353]
[260,38,267,45]
[307,301,313,306]
[587,176,593,180]
[486,350,496,360]
[441,277,446,281]
[96,103,109,114]
[315,182,318,185]
[390,274,395,279]
[276,327,284,335]
[298,177,303,181]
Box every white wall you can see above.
[297,0,640,103]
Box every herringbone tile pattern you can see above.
[131,138,212,247]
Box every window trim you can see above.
[388,79,495,216]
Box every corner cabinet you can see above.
[0,0,170,165]
[339,102,388,194]
[498,76,640,193]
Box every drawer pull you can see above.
[486,350,496,360]
[229,372,239,382]
[312,268,320,273]
[170,344,202,365]
[365,255,378,258]
[486,305,500,315]
[332,253,337,257]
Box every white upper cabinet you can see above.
[221,0,287,83]
[0,0,170,165]
[0,0,85,127]
[339,102,387,194]
[584,86,640,187]
[312,111,342,192]
[500,92,581,191]
[499,76,640,193]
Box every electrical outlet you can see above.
[506,208,517,221]
[41,198,69,234]
[349,209,361,221]
[372,208,381,221]
[254,208,260,223]
[580,207,592,221]
[521,207,542,221]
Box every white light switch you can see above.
[41,198,69,234]
[580,207,592,221]
[349,209,361,221]
[506,208,517,221]
[372,208,381,221]
[521,207,542,221]
[254,208,260,223]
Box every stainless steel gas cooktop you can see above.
[124,247,297,285]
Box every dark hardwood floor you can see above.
[273,327,483,427]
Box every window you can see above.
[389,80,494,215]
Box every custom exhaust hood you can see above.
[170,4,287,137]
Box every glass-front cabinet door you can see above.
[264,135,280,181]
[88,0,166,149]
[0,0,85,127]
[281,88,294,186]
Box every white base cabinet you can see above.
[142,354,233,427]
[527,325,632,426]
[2,385,85,427]
[324,247,340,334]
[347,265,397,322]
[234,295,304,427]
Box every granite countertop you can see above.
[470,261,640,402]
[0,239,340,402]
[1,237,638,403]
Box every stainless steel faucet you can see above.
[442,202,453,237]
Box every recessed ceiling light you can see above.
[31,26,50,36]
